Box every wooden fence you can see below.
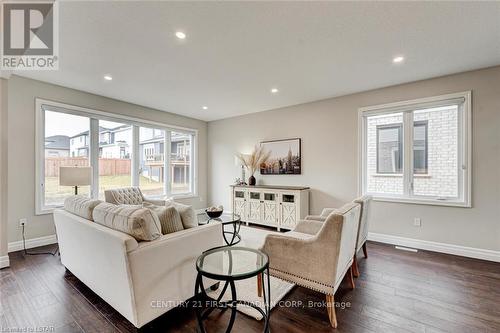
[45,157,131,177]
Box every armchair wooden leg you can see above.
[347,266,355,289]
[257,273,263,297]
[362,242,368,258]
[352,255,360,278]
[326,294,337,328]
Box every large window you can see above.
[170,131,192,195]
[98,120,133,199]
[376,123,403,174]
[375,121,428,175]
[36,100,197,214]
[360,91,471,207]
[42,111,91,207]
[139,126,166,197]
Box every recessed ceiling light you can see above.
[202,106,208,110]
[175,31,186,39]
[103,75,113,81]
[271,88,279,94]
[393,56,404,63]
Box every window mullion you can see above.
[131,126,139,186]
[89,118,99,199]
[164,131,171,196]
[402,111,413,197]
[190,134,195,194]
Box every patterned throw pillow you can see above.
[148,205,184,234]
[164,199,198,229]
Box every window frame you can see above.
[35,98,198,215]
[358,91,472,207]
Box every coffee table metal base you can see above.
[194,268,271,333]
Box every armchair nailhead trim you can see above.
[269,267,335,295]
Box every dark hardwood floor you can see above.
[1,241,500,333]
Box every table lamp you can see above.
[234,155,249,185]
[59,166,92,195]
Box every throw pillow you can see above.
[148,205,184,234]
[164,199,197,229]
[92,203,162,241]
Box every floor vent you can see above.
[395,246,418,253]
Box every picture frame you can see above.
[260,138,301,175]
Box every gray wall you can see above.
[6,75,208,244]
[0,78,8,261]
[208,66,500,252]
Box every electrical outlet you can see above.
[19,218,27,227]
[413,218,421,227]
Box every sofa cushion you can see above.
[64,196,102,221]
[148,205,184,234]
[92,203,162,241]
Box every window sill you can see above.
[36,206,62,215]
[371,173,431,178]
[371,196,471,208]
[170,194,198,200]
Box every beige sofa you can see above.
[53,205,223,328]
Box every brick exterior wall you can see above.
[366,106,458,197]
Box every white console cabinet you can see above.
[231,185,310,231]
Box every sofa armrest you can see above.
[260,232,336,286]
[53,209,139,325]
[127,223,224,327]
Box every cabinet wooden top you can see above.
[230,184,310,191]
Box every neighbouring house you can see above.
[44,135,70,157]
[70,130,91,157]
[138,128,191,186]
[68,125,190,185]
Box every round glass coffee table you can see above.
[198,213,242,246]
[194,246,271,333]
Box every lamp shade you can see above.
[59,166,92,186]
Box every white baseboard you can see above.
[0,255,9,269]
[368,232,500,263]
[8,234,57,253]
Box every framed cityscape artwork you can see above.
[260,138,301,175]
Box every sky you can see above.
[45,111,125,137]
[263,139,300,159]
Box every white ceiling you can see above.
[13,1,500,121]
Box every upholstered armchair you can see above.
[304,195,372,277]
[351,195,371,276]
[104,187,166,206]
[258,202,361,328]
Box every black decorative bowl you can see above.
[205,209,223,218]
